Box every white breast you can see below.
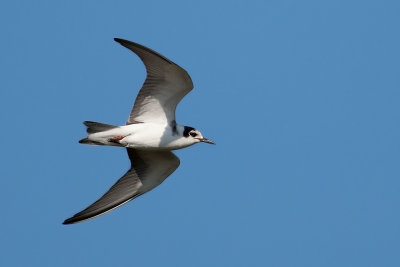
[121,123,192,150]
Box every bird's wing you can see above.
[63,149,180,224]
[114,38,194,125]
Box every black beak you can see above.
[199,138,215,145]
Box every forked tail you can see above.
[79,121,118,145]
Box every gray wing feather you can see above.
[63,149,180,224]
[114,38,193,125]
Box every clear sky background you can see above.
[1,0,399,266]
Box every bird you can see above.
[63,38,214,224]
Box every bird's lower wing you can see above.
[63,149,180,224]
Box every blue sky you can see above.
[1,0,399,266]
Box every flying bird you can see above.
[63,38,214,224]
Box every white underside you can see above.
[87,123,195,150]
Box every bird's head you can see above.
[183,126,215,145]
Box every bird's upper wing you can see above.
[63,149,180,224]
[114,38,194,125]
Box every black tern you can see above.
[63,38,214,224]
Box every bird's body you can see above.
[63,38,214,224]
[82,122,196,150]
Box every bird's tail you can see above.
[83,121,118,134]
[78,138,105,145]
[79,121,118,145]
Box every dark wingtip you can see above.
[63,215,83,225]
[112,37,174,65]
[114,38,125,44]
[62,218,73,225]
[114,38,134,48]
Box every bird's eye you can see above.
[190,132,197,137]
